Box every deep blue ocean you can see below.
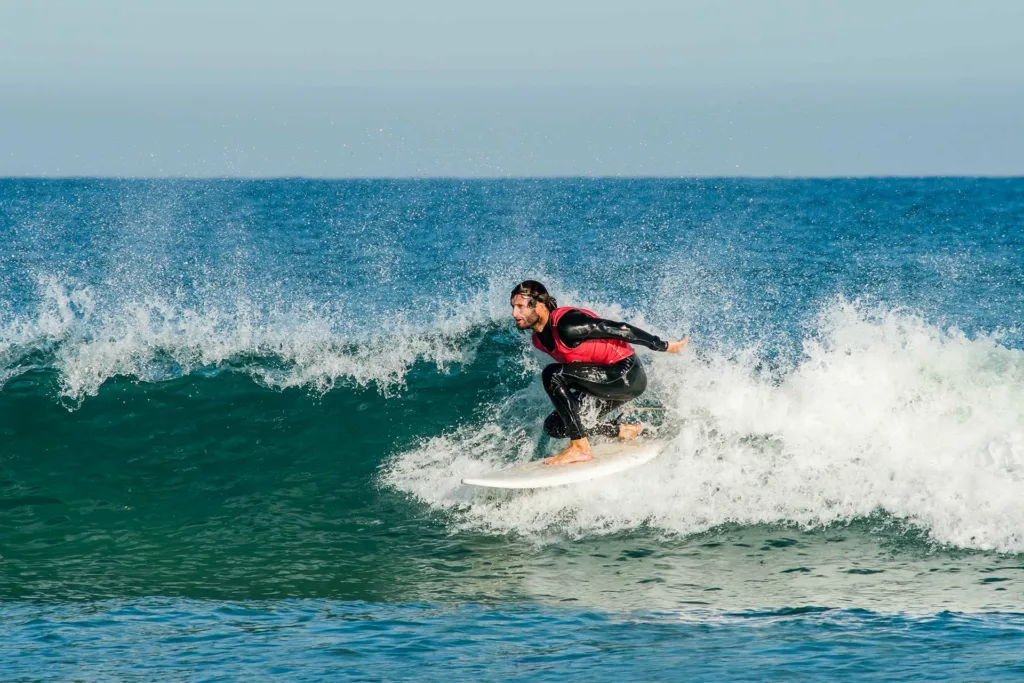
[2,178,1023,680]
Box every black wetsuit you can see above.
[537,310,669,441]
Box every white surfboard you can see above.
[462,439,665,489]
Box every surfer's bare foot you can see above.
[544,438,593,465]
[618,423,643,440]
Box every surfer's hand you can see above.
[666,338,689,354]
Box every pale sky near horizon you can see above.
[2,0,1022,177]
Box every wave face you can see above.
[3,178,1024,610]
[387,302,1024,553]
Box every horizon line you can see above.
[2,174,1023,182]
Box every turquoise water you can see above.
[2,178,1024,679]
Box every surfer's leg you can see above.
[540,370,593,465]
[542,357,647,440]
[541,364,587,440]
[542,400,626,438]
[599,360,648,438]
[587,398,631,438]
[567,358,647,438]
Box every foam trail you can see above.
[384,300,1024,552]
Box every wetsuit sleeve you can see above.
[556,310,670,351]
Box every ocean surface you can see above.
[2,178,1023,680]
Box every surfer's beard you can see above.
[517,309,540,330]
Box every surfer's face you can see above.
[511,295,542,330]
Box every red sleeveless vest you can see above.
[531,307,635,365]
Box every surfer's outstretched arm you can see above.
[556,310,687,352]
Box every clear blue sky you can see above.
[2,0,1022,176]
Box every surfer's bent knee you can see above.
[541,363,564,393]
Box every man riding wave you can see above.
[510,280,689,465]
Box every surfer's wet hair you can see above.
[510,280,558,310]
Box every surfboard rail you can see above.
[462,440,664,489]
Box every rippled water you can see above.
[2,178,1023,679]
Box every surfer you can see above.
[510,280,689,466]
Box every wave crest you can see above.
[0,275,499,402]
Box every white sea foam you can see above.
[0,275,497,401]
[383,300,1024,553]
[9,274,1024,552]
